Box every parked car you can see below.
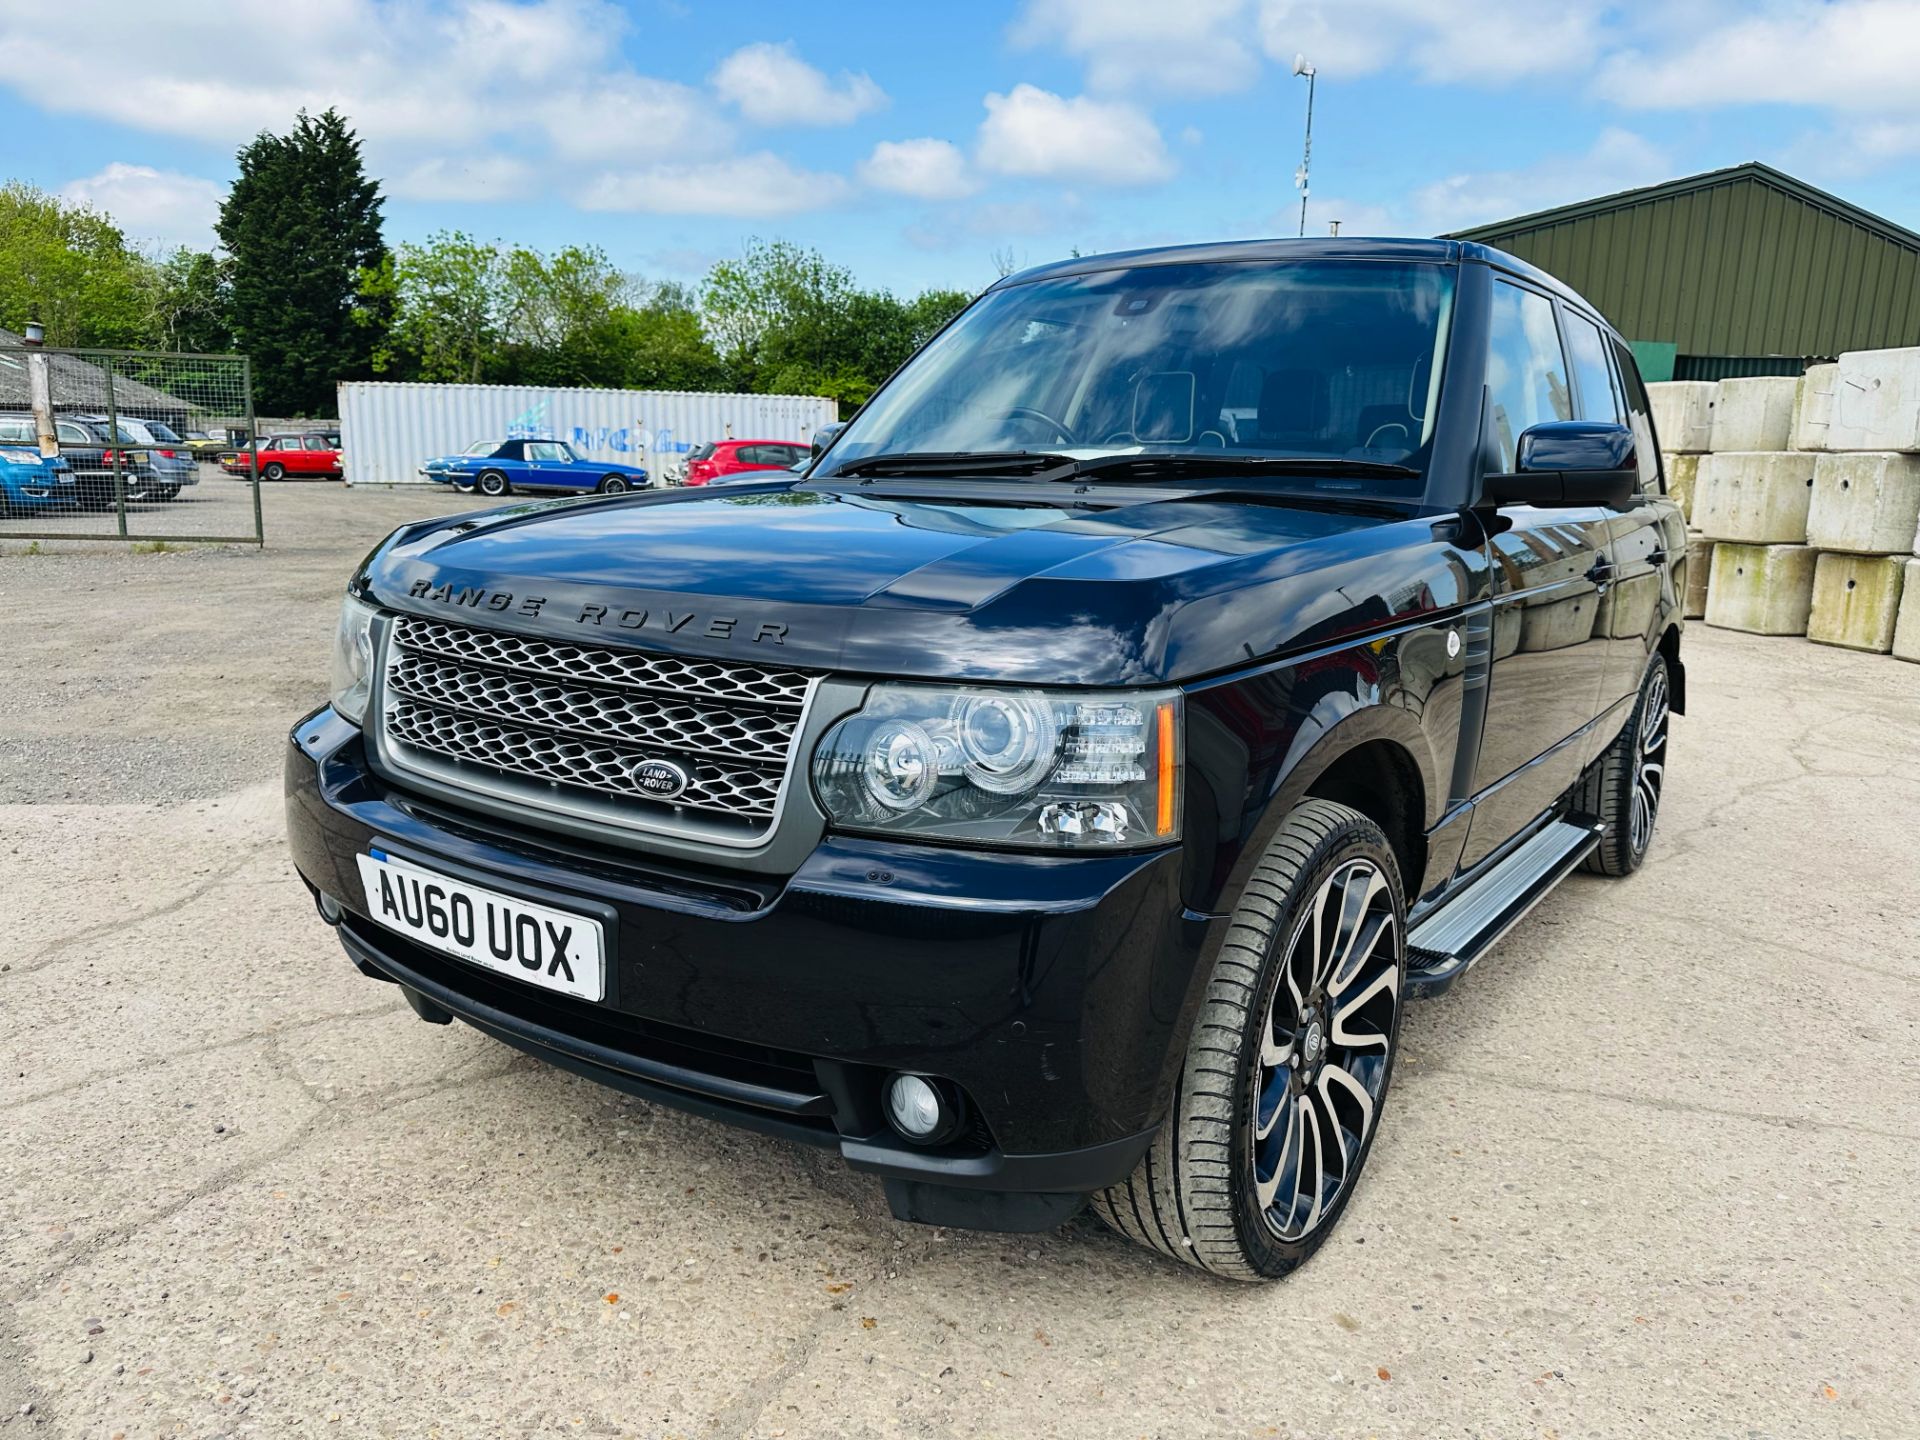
[416,438,650,497]
[181,429,228,460]
[683,439,810,485]
[223,432,343,481]
[72,415,198,500]
[287,237,1684,1280]
[0,445,77,514]
[0,414,159,507]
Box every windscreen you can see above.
[819,259,1454,496]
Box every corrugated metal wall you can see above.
[1453,169,1920,359]
[337,382,839,486]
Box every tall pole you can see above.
[1293,56,1317,238]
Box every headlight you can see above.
[812,684,1182,849]
[329,595,379,724]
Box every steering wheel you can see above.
[1004,407,1074,445]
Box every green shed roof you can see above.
[1444,163,1920,359]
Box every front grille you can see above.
[378,614,817,840]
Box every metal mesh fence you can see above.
[0,344,263,543]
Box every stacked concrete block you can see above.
[1693,452,1816,544]
[1661,452,1700,522]
[1683,534,1714,620]
[1790,363,1838,452]
[1892,559,1920,663]
[1649,381,1717,453]
[1825,348,1920,452]
[1705,543,1817,635]
[1807,553,1908,653]
[1805,452,1920,553]
[1709,376,1799,453]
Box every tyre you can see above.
[477,470,510,497]
[262,461,286,481]
[597,474,630,494]
[1577,652,1670,876]
[1094,799,1406,1281]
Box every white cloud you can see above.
[1410,128,1673,234]
[859,139,978,200]
[1011,0,1257,95]
[580,153,851,216]
[58,163,223,248]
[387,155,540,202]
[1598,0,1920,114]
[0,1,837,218]
[1257,0,1606,82]
[710,40,886,127]
[976,85,1174,186]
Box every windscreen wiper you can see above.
[1034,453,1422,484]
[828,450,1075,479]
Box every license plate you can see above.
[355,850,605,1001]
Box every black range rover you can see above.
[287,238,1684,1281]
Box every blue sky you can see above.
[4,0,1919,297]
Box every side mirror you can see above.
[1484,420,1637,507]
[810,421,847,460]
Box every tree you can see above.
[135,248,232,353]
[218,108,386,414]
[0,182,148,346]
[372,231,506,383]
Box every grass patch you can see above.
[130,539,177,554]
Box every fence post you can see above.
[244,356,263,544]
[104,359,128,539]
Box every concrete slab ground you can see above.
[3,487,1918,1439]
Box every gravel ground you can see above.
[2,485,1918,1438]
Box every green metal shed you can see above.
[1444,162,1920,381]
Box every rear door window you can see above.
[1563,311,1623,423]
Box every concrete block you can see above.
[1808,553,1907,653]
[1705,543,1816,635]
[1789,362,1838,451]
[1892,559,1920,663]
[1826,347,1920,451]
[1684,533,1714,619]
[1662,452,1700,522]
[1648,381,1716,452]
[1693,452,1816,544]
[1709,376,1799,452]
[1806,452,1920,554]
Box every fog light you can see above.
[316,892,343,924]
[885,1072,961,1145]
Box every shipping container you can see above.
[336,382,838,486]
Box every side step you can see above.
[1404,816,1604,999]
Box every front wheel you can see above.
[262,461,285,481]
[477,470,510,497]
[597,474,630,494]
[1094,799,1405,1280]
[1577,652,1671,875]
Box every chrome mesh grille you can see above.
[378,614,815,836]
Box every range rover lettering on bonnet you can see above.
[402,578,791,644]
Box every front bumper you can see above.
[286,707,1214,1231]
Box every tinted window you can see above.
[1610,339,1662,494]
[1485,280,1571,471]
[687,442,714,461]
[1564,311,1622,423]
[58,421,93,444]
[147,421,182,442]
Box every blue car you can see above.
[418,439,650,498]
[0,446,77,515]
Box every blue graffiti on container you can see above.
[507,402,551,440]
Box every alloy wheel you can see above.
[1251,858,1399,1241]
[1630,664,1669,855]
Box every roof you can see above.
[1439,163,1920,358]
[0,329,192,414]
[1444,162,1920,254]
[998,234,1576,291]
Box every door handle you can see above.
[1586,557,1613,583]
[1646,547,1668,567]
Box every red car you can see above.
[682,438,809,486]
[222,432,343,480]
